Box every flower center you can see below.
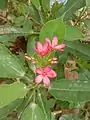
[42,71,47,76]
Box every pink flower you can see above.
[45,36,66,52]
[34,41,50,56]
[35,66,57,87]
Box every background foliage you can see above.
[0,0,90,120]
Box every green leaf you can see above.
[27,36,36,71]
[47,99,55,109]
[56,100,69,109]
[17,3,34,15]
[20,102,46,120]
[86,0,90,7]
[0,35,17,46]
[41,0,50,11]
[0,26,33,36]
[51,2,63,19]
[64,41,90,59]
[0,99,23,119]
[56,0,86,20]
[0,44,25,78]
[0,82,27,108]
[27,36,36,56]
[39,18,66,43]
[14,16,26,26]
[37,89,51,120]
[84,19,90,29]
[31,1,41,24]
[59,114,80,120]
[31,0,40,10]
[0,0,8,9]
[79,69,90,80]
[64,26,83,41]
[51,113,55,120]
[49,79,90,102]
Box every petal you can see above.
[43,76,50,87]
[36,41,43,51]
[33,47,39,53]
[43,42,49,51]
[53,44,66,50]
[35,75,43,84]
[44,66,51,73]
[59,49,64,52]
[52,36,58,47]
[35,68,43,74]
[45,37,52,47]
[47,70,57,78]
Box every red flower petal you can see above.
[35,68,43,74]
[35,75,43,84]
[43,76,50,87]
[36,41,43,51]
[44,66,51,73]
[47,70,57,78]
[52,36,58,47]
[53,44,66,50]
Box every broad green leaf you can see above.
[0,116,8,120]
[23,19,33,32]
[13,16,33,31]
[20,102,46,120]
[47,99,55,109]
[27,36,36,56]
[56,100,69,109]
[51,113,55,120]
[64,41,90,59]
[79,69,90,80]
[0,82,27,108]
[16,89,34,116]
[0,35,17,46]
[0,99,23,119]
[31,1,41,24]
[17,3,34,15]
[31,0,40,9]
[64,26,83,41]
[51,1,63,18]
[86,0,90,7]
[49,79,90,102]
[39,18,66,43]
[84,19,90,29]
[14,16,26,26]
[37,89,51,120]
[59,114,80,120]
[41,0,50,11]
[27,36,36,71]
[0,26,33,36]
[0,0,8,9]
[56,0,86,20]
[0,44,25,78]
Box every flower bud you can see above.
[30,56,35,60]
[25,56,31,60]
[51,61,58,64]
[52,58,57,61]
[32,61,37,64]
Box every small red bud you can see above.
[51,61,58,64]
[25,56,31,60]
[32,61,37,64]
[30,56,35,60]
[52,58,57,61]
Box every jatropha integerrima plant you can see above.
[25,36,66,87]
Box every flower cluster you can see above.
[25,36,66,87]
[34,36,66,56]
[35,66,56,87]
